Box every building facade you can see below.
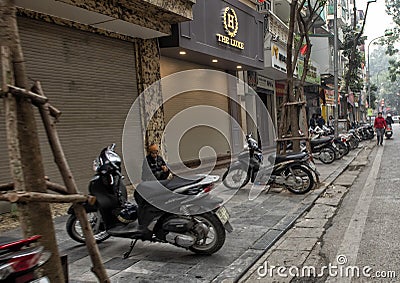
[0,0,195,206]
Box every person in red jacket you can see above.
[374,112,387,146]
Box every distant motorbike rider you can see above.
[141,143,170,181]
[374,112,387,146]
[386,113,394,126]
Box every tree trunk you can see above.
[0,1,64,281]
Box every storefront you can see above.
[159,0,264,163]
[297,58,322,128]
[256,10,289,134]
[0,0,194,203]
[324,88,334,121]
[275,82,286,125]
[249,73,277,149]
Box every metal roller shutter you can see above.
[160,57,231,163]
[163,90,231,163]
[0,17,140,197]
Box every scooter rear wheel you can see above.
[284,165,314,194]
[66,211,110,243]
[335,141,348,158]
[319,147,335,164]
[222,166,250,189]
[189,213,226,255]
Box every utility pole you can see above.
[333,0,339,138]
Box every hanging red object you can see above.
[300,44,308,55]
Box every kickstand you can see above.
[265,185,272,194]
[123,239,138,259]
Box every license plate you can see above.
[308,161,316,171]
[31,277,50,283]
[216,206,230,225]
[308,161,320,175]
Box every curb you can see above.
[215,145,368,283]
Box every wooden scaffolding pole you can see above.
[0,1,65,281]
[32,81,109,282]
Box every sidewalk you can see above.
[1,142,372,283]
[236,141,375,283]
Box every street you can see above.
[2,136,370,282]
[0,1,398,283]
[241,124,400,282]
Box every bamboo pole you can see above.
[32,81,109,282]
[1,181,70,195]
[45,181,68,194]
[0,182,14,190]
[8,84,48,104]
[1,2,66,280]
[0,191,95,204]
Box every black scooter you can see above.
[385,124,393,139]
[66,144,232,258]
[222,134,319,194]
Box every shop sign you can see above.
[275,82,285,96]
[257,75,274,91]
[271,44,287,72]
[297,59,321,85]
[267,11,289,45]
[324,89,334,104]
[216,7,245,50]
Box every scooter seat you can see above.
[139,176,204,192]
[273,152,308,164]
[310,137,332,145]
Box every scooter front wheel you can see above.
[66,211,110,243]
[222,166,250,189]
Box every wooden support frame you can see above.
[1,181,70,195]
[0,191,96,204]
[7,84,48,104]
[31,81,110,282]
[276,136,310,142]
[2,84,62,119]
[283,101,306,106]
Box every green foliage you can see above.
[384,0,400,81]
[341,25,365,92]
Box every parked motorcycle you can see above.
[66,144,232,258]
[0,235,50,283]
[356,124,375,140]
[385,125,393,139]
[301,136,337,164]
[222,133,318,194]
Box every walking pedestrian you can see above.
[374,112,386,146]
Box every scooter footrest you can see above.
[107,223,142,237]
